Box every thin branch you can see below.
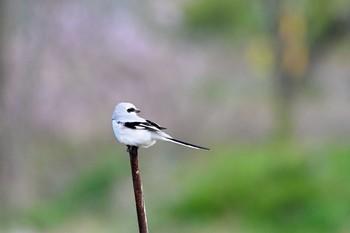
[127,146,149,233]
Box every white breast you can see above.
[112,120,156,148]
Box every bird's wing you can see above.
[123,120,166,132]
[145,120,166,130]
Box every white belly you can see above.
[112,120,156,148]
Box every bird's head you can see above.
[113,102,141,119]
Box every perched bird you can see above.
[112,102,209,150]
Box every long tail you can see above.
[164,137,209,150]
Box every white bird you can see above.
[112,102,209,150]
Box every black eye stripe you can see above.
[127,108,135,113]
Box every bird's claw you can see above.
[127,145,138,153]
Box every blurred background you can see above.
[1,0,350,232]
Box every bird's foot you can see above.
[127,145,138,153]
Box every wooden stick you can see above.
[127,146,149,233]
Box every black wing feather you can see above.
[122,121,166,132]
[146,120,166,130]
[123,122,142,129]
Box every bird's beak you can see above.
[135,109,141,113]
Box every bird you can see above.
[112,102,209,150]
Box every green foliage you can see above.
[183,0,350,47]
[305,0,350,47]
[10,142,350,232]
[183,0,265,36]
[25,152,126,228]
[171,143,350,233]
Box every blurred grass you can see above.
[3,142,350,233]
[169,142,350,233]
[19,145,128,229]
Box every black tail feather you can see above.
[167,138,209,150]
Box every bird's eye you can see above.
[127,108,135,113]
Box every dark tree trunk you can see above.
[268,0,298,139]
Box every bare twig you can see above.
[127,145,149,233]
